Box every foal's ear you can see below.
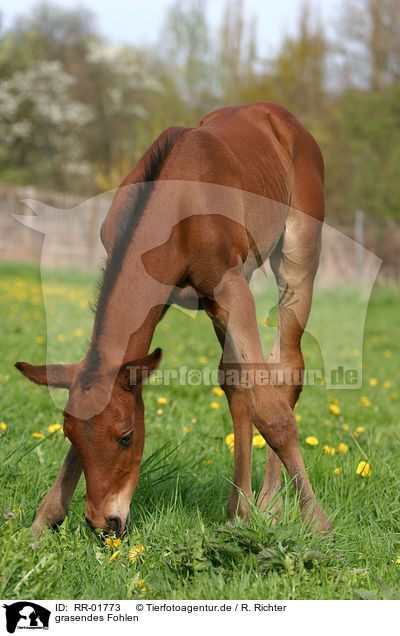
[15,361,76,389]
[118,347,162,391]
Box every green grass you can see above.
[1,261,400,599]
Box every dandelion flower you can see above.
[105,537,112,549]
[360,396,371,407]
[323,445,335,456]
[0,422,7,431]
[35,336,44,344]
[327,397,339,404]
[337,442,349,453]
[356,426,366,433]
[108,550,120,563]
[212,387,224,397]
[356,461,372,477]
[253,434,266,448]
[113,539,121,548]
[210,402,220,409]
[128,544,145,564]
[156,409,163,416]
[333,468,341,476]
[183,426,192,434]
[396,556,400,564]
[74,328,84,337]
[383,381,391,389]
[295,414,302,422]
[57,334,65,342]
[225,433,234,452]
[369,378,378,386]
[305,436,319,446]
[329,404,341,415]
[48,423,61,433]
[390,392,398,400]
[191,418,197,424]
[157,397,167,405]
[198,356,207,364]
[383,350,391,358]
[32,432,45,439]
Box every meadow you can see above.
[1,261,400,600]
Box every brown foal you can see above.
[16,102,333,538]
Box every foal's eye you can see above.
[119,431,133,447]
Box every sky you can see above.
[0,0,340,56]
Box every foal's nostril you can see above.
[85,516,95,532]
[106,516,122,534]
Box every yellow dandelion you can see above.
[210,401,220,409]
[369,378,378,386]
[338,442,349,453]
[35,336,44,344]
[252,434,266,448]
[203,459,212,465]
[1,422,7,431]
[323,445,335,456]
[128,544,145,564]
[356,461,372,477]
[390,392,398,400]
[383,381,391,389]
[225,433,235,452]
[333,468,341,476]
[327,397,339,404]
[295,414,302,422]
[342,423,349,431]
[48,423,62,433]
[105,537,112,548]
[383,350,391,358]
[191,418,197,424]
[57,334,65,342]
[108,550,120,563]
[183,426,192,434]
[212,387,224,397]
[198,356,207,364]
[113,539,121,548]
[360,396,371,407]
[396,556,400,564]
[156,409,163,416]
[157,397,167,405]
[74,328,84,337]
[305,436,319,446]
[329,404,341,415]
[356,426,366,433]
[32,432,45,439]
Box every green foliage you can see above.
[1,0,400,223]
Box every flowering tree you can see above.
[0,60,93,189]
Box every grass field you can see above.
[1,261,400,600]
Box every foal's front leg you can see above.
[208,270,332,533]
[32,444,82,537]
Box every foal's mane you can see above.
[82,126,185,389]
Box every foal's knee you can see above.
[251,390,299,454]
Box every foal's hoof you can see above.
[304,505,334,537]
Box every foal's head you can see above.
[15,348,162,537]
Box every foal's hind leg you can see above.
[32,444,82,538]
[258,179,324,515]
[257,282,311,513]
[206,269,332,533]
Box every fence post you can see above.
[355,209,364,281]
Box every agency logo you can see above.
[2,602,50,633]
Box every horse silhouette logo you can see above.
[3,602,50,633]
